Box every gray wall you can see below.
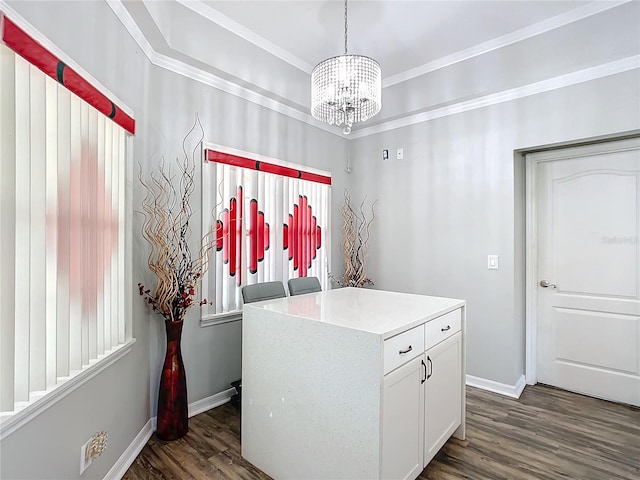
[0,1,347,479]
[1,0,639,478]
[347,71,640,386]
[1,1,152,479]
[143,64,348,414]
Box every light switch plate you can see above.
[488,255,499,270]
[397,148,404,160]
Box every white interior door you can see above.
[532,137,640,406]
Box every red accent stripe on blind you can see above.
[229,198,237,277]
[215,220,223,251]
[311,216,317,259]
[235,186,243,286]
[206,150,331,185]
[222,209,230,264]
[287,215,294,259]
[249,200,258,274]
[293,204,299,271]
[257,211,265,262]
[2,16,135,135]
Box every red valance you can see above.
[2,14,135,135]
[206,150,331,185]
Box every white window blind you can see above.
[0,42,131,422]
[201,148,331,321]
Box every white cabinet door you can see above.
[424,332,462,466]
[382,355,425,480]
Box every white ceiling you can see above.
[119,0,640,135]
[200,0,589,76]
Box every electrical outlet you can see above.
[80,431,108,474]
[80,438,92,474]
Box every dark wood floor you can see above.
[124,385,640,480]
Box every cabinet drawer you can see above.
[425,309,461,350]
[384,325,424,374]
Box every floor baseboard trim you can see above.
[188,387,236,418]
[466,374,527,399]
[105,388,235,478]
[104,418,153,480]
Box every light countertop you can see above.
[243,287,464,339]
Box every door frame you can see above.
[524,152,540,385]
[524,135,640,385]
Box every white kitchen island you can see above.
[241,287,466,480]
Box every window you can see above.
[0,15,134,435]
[201,147,331,324]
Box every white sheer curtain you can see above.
[201,148,331,319]
[0,43,129,417]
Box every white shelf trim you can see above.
[200,311,243,328]
[0,339,136,441]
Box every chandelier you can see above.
[311,0,382,135]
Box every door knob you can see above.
[539,280,557,288]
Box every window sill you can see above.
[200,311,242,327]
[0,338,136,441]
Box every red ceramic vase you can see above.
[156,318,188,441]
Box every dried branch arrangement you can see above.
[331,190,377,287]
[138,115,216,322]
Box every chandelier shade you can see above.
[311,54,381,134]
[310,0,382,134]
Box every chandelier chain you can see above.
[344,0,348,55]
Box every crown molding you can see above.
[174,0,313,74]
[105,0,156,63]
[351,55,640,139]
[165,0,632,90]
[106,0,341,138]
[161,0,631,91]
[4,0,636,140]
[383,0,631,88]
[108,1,639,140]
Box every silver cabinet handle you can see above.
[441,325,451,332]
[539,280,557,288]
[398,345,412,355]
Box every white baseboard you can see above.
[105,387,235,479]
[466,374,527,399]
[108,378,530,479]
[188,387,236,418]
[104,418,153,480]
